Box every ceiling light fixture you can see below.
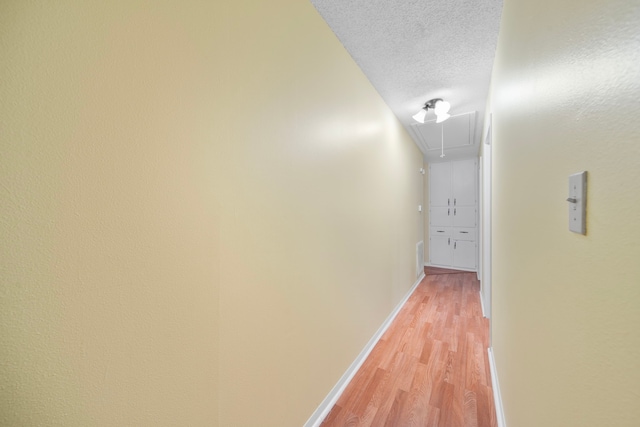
[412,98,451,124]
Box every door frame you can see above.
[480,116,493,341]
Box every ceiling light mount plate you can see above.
[424,98,443,110]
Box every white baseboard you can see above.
[304,272,426,427]
[480,290,486,318]
[488,348,507,427]
[424,262,477,273]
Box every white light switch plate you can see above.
[568,171,587,234]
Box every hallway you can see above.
[2,1,638,425]
[321,271,496,426]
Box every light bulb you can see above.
[412,108,427,123]
[434,100,451,115]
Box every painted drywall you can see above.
[0,0,423,426]
[217,1,423,425]
[486,0,640,425]
[0,1,226,425]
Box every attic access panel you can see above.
[410,111,476,152]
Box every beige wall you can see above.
[0,1,227,425]
[0,1,423,426]
[487,0,640,425]
[218,1,423,424]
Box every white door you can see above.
[452,206,476,227]
[430,206,452,227]
[452,159,477,206]
[429,163,452,206]
[429,236,452,266]
[452,240,476,269]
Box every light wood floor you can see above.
[320,271,496,427]
[424,266,470,276]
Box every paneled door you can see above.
[429,162,452,206]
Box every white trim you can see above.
[479,289,486,318]
[478,152,484,286]
[488,348,507,427]
[424,262,477,273]
[304,272,426,427]
[481,115,493,330]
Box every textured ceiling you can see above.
[310,0,503,161]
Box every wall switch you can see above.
[567,171,587,234]
[418,205,423,212]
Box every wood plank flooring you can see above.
[424,266,469,276]
[320,272,496,427]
